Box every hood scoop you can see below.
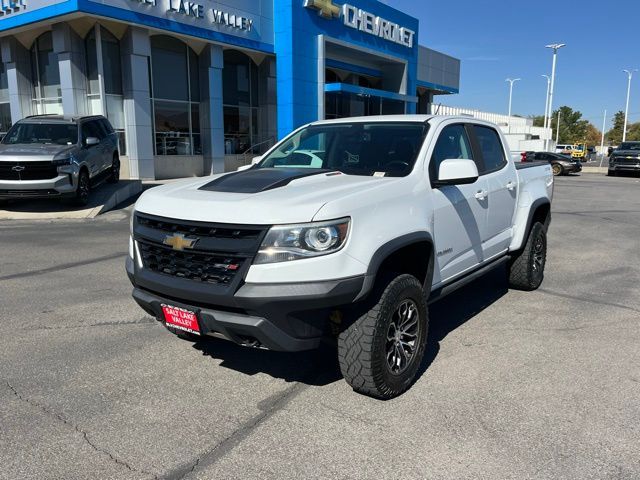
[198,168,332,194]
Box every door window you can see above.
[82,120,104,144]
[474,125,507,174]
[430,124,475,180]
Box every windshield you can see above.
[257,122,429,177]
[618,142,640,151]
[2,123,78,146]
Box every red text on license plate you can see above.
[161,304,200,335]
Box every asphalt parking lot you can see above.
[1,173,639,480]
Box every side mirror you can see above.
[85,137,100,146]
[236,156,262,172]
[435,159,479,186]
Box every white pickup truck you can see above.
[126,115,553,398]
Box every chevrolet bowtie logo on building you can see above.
[304,0,340,18]
[303,0,415,48]
[163,233,199,251]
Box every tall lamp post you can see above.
[542,74,551,132]
[622,69,637,142]
[506,77,521,133]
[545,43,566,150]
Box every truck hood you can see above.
[612,150,640,157]
[0,143,75,161]
[135,168,395,225]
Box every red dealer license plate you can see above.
[161,304,201,335]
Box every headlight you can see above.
[52,153,76,167]
[254,218,350,264]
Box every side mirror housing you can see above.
[236,155,263,172]
[435,158,479,186]
[85,136,100,147]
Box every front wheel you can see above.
[106,154,120,184]
[508,221,547,290]
[75,170,91,206]
[607,170,616,177]
[338,274,428,399]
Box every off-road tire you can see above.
[107,153,120,184]
[75,170,91,206]
[338,274,428,399]
[508,221,547,290]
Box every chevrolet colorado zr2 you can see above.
[126,115,553,399]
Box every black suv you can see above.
[608,142,640,177]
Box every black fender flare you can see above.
[354,231,434,301]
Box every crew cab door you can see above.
[80,120,105,176]
[469,125,517,259]
[429,123,488,284]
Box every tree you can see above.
[584,123,602,146]
[605,111,625,145]
[549,106,590,144]
[625,122,640,141]
[531,115,545,127]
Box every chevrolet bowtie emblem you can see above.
[163,233,199,251]
[304,0,341,19]
[11,165,25,172]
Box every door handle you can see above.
[506,181,516,191]
[474,190,488,200]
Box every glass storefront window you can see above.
[31,32,62,114]
[325,92,405,119]
[0,62,9,135]
[223,50,261,154]
[85,26,126,155]
[150,36,200,156]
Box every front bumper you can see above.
[609,161,640,172]
[126,256,365,351]
[565,162,582,173]
[0,174,76,199]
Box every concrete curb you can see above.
[581,166,608,174]
[0,180,142,220]
[86,180,143,217]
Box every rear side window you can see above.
[474,125,507,173]
[100,118,115,135]
[430,124,475,179]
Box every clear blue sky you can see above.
[384,0,639,130]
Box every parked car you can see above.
[523,151,582,176]
[608,141,640,177]
[0,115,120,205]
[126,115,553,399]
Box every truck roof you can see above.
[308,114,498,128]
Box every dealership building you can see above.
[0,0,460,179]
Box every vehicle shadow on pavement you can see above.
[417,266,509,379]
[190,267,509,389]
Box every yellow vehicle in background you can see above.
[571,143,587,160]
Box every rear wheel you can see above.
[106,153,120,184]
[75,170,91,206]
[552,163,563,176]
[338,274,428,399]
[508,221,547,290]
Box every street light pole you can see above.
[556,111,561,144]
[545,43,566,150]
[506,77,520,133]
[542,74,551,132]
[599,109,606,167]
[622,69,637,142]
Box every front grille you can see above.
[138,240,244,285]
[0,161,59,181]
[134,213,268,287]
[612,156,640,165]
[136,215,262,240]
